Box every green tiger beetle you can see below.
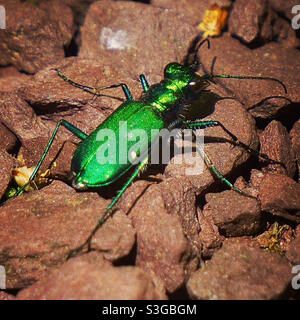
[2,39,287,256]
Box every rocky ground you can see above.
[0,0,299,300]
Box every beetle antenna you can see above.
[53,68,133,100]
[190,38,210,71]
[202,73,287,94]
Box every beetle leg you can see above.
[184,120,285,167]
[68,156,149,258]
[139,74,150,92]
[188,128,254,198]
[54,69,133,101]
[106,156,149,213]
[2,120,87,205]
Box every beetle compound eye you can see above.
[188,81,199,93]
[188,78,209,93]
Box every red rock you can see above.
[234,175,255,196]
[159,178,199,247]
[290,120,300,183]
[0,66,25,78]
[0,92,47,142]
[17,137,77,180]
[259,120,296,177]
[118,180,151,214]
[119,176,200,249]
[0,291,15,300]
[0,181,137,289]
[269,0,297,20]
[0,122,17,153]
[0,66,30,92]
[91,210,136,262]
[197,35,299,118]
[197,208,223,259]
[16,252,167,300]
[152,0,231,26]
[259,173,300,223]
[0,0,74,73]
[229,0,269,44]
[187,237,292,299]
[228,0,299,47]
[78,0,199,77]
[268,16,300,49]
[0,150,14,199]
[128,179,197,293]
[203,190,261,237]
[286,225,300,265]
[63,0,99,25]
[247,169,267,198]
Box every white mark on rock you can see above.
[100,27,133,50]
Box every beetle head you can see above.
[164,62,209,95]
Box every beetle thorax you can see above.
[143,64,195,113]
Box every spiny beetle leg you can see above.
[2,120,87,205]
[68,156,149,259]
[190,130,255,198]
[184,119,240,140]
[185,120,286,168]
[55,69,133,101]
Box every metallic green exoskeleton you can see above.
[3,39,287,255]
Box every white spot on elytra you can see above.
[100,27,133,50]
[130,151,137,161]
